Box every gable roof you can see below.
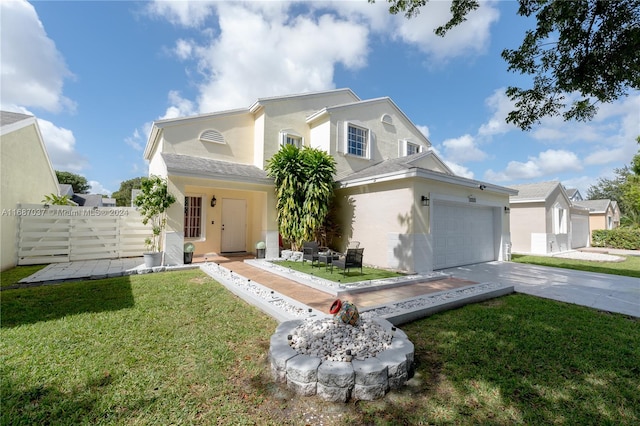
[0,110,36,136]
[306,97,431,147]
[574,199,614,213]
[509,181,565,202]
[338,151,517,195]
[249,88,359,112]
[161,153,271,184]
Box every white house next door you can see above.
[221,198,246,253]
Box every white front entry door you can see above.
[221,198,246,253]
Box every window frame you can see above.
[346,123,370,159]
[184,195,205,241]
[279,130,303,149]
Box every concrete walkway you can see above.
[442,261,640,318]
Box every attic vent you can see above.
[381,114,393,125]
[199,129,225,144]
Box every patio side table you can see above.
[318,251,340,271]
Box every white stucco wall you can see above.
[1,120,59,271]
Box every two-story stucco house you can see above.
[142,89,516,273]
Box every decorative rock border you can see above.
[269,317,414,402]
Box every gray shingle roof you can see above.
[574,199,612,213]
[337,152,435,182]
[161,153,270,183]
[0,110,33,127]
[509,181,562,201]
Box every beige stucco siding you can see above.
[510,204,546,253]
[1,122,59,271]
[160,113,255,165]
[162,175,277,263]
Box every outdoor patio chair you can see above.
[331,247,364,275]
[302,241,320,266]
[347,241,360,249]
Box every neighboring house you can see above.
[59,184,116,207]
[509,181,590,254]
[0,111,60,271]
[565,187,584,202]
[142,89,516,273]
[574,199,621,238]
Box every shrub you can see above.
[592,228,640,249]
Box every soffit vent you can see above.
[199,129,225,144]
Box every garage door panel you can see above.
[433,202,496,269]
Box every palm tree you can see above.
[266,145,336,250]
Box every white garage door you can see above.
[571,215,589,248]
[433,202,496,269]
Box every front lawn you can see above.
[273,260,404,283]
[512,254,640,278]
[2,269,638,425]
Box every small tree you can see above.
[56,170,91,194]
[266,145,336,250]
[133,175,176,252]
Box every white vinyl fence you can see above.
[16,204,150,265]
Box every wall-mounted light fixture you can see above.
[478,184,486,190]
[210,195,217,208]
[468,195,477,203]
[421,195,430,207]
[504,206,511,213]
[93,206,99,211]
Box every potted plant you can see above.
[134,175,176,268]
[184,242,195,264]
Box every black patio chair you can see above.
[331,248,364,275]
[302,241,320,266]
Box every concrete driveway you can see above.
[442,261,640,318]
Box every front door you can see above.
[221,198,246,253]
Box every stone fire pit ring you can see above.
[269,315,415,402]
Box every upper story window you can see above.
[399,139,422,157]
[406,141,421,155]
[199,129,225,144]
[279,130,303,149]
[347,124,369,158]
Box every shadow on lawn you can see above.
[1,277,135,328]
[0,371,156,425]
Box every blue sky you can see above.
[2,1,638,197]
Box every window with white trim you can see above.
[406,141,421,155]
[347,124,368,158]
[184,196,202,239]
[279,130,303,148]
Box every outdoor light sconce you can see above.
[210,195,217,208]
[421,195,430,207]
[93,206,99,211]
[504,206,511,213]
[468,195,476,203]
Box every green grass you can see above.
[2,269,638,425]
[273,260,404,283]
[0,264,47,288]
[512,254,640,278]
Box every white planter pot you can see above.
[143,252,162,268]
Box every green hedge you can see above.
[591,228,640,249]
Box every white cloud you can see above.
[478,88,517,137]
[88,181,112,196]
[484,149,582,182]
[416,124,430,139]
[0,0,75,113]
[125,129,144,152]
[445,161,474,179]
[441,134,488,163]
[161,90,196,119]
[36,117,88,172]
[144,0,217,28]
[185,4,369,112]
[391,0,500,62]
